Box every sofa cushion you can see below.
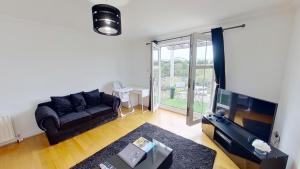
[59,111,91,129]
[86,104,113,117]
[51,96,74,116]
[70,92,87,112]
[83,89,103,107]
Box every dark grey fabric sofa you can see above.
[35,89,120,145]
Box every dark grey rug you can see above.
[71,123,216,169]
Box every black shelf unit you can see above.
[202,115,288,169]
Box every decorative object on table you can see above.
[133,137,155,153]
[71,123,216,169]
[112,81,135,116]
[117,143,146,168]
[252,139,272,155]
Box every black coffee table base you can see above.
[157,152,173,169]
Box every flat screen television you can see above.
[216,88,278,143]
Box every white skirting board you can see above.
[0,127,43,147]
[20,128,44,140]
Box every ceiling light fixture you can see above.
[92,4,121,36]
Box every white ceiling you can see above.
[0,0,291,40]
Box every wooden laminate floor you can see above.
[0,107,239,169]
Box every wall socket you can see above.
[271,131,280,148]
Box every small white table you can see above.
[130,86,149,112]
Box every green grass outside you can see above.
[161,98,208,113]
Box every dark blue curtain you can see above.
[211,27,226,111]
[148,77,152,111]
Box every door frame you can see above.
[151,42,161,112]
[186,32,212,126]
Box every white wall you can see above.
[128,41,151,87]
[223,9,293,102]
[0,15,137,139]
[273,7,300,169]
[127,40,151,106]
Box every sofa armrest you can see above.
[102,93,121,113]
[35,106,60,132]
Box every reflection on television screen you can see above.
[216,89,277,142]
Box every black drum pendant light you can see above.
[92,4,121,36]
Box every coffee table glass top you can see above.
[99,137,173,169]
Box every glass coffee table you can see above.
[99,137,173,169]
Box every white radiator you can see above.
[0,114,16,145]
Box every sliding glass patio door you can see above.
[187,33,214,125]
[150,35,214,118]
[159,39,190,113]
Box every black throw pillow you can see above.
[70,92,87,112]
[83,89,103,107]
[51,96,74,116]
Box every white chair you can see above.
[112,81,135,117]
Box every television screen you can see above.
[216,89,278,143]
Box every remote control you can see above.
[99,162,116,169]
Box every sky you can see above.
[161,45,213,63]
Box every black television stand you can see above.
[202,114,288,169]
